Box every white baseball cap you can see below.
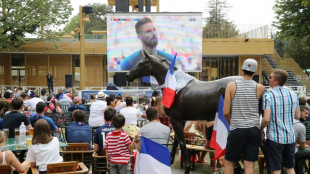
[242,58,257,72]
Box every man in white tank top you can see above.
[223,58,265,174]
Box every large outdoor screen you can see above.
[107,13,202,72]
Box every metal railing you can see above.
[262,58,274,77]
[203,24,271,39]
[269,50,310,92]
[265,86,307,97]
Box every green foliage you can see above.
[203,0,239,38]
[273,0,310,69]
[63,3,113,39]
[0,0,73,48]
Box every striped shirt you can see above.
[231,80,259,130]
[263,86,299,144]
[104,131,131,164]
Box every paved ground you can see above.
[171,154,224,174]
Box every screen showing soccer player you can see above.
[107,13,202,72]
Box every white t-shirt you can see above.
[24,97,44,115]
[26,137,63,171]
[89,100,107,127]
[120,107,143,125]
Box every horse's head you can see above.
[126,50,168,83]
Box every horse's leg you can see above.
[170,118,191,174]
[170,134,178,164]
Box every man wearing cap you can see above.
[223,58,265,174]
[68,96,86,112]
[260,69,300,174]
[89,91,108,127]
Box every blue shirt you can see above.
[120,49,174,70]
[68,105,86,112]
[93,123,115,155]
[29,114,58,133]
[66,122,92,150]
[263,86,299,144]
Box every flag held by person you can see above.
[134,136,171,174]
[161,53,177,108]
[209,95,230,160]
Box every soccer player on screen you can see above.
[120,17,174,70]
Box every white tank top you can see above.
[1,151,7,165]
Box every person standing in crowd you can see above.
[66,110,92,149]
[46,71,54,94]
[26,119,63,172]
[294,106,310,173]
[89,91,107,127]
[68,96,86,112]
[149,90,158,107]
[224,58,265,174]
[40,89,48,103]
[261,69,300,174]
[104,114,138,173]
[24,90,44,115]
[94,107,117,155]
[140,107,170,145]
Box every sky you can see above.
[69,0,276,26]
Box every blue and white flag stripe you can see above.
[134,136,171,174]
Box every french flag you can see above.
[142,76,158,85]
[161,53,177,108]
[134,137,171,174]
[209,95,230,160]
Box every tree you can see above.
[0,0,73,48]
[273,0,310,69]
[203,0,239,38]
[63,3,113,39]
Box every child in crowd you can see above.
[26,119,63,172]
[104,113,138,174]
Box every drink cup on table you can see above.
[29,128,34,136]
[3,129,9,143]
[26,135,32,148]
[15,128,20,148]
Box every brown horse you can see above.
[126,51,242,174]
